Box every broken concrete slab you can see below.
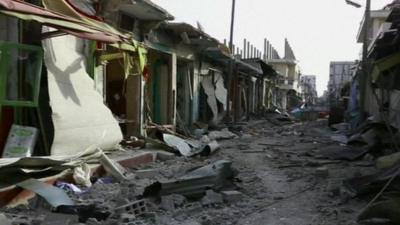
[221,190,243,203]
[99,152,128,181]
[144,160,235,198]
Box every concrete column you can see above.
[264,39,267,61]
[247,42,250,59]
[243,39,247,59]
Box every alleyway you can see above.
[1,118,377,225]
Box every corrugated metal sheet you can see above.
[0,0,127,43]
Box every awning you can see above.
[0,0,128,43]
[42,0,124,37]
[235,59,263,76]
[144,40,173,54]
[243,58,278,77]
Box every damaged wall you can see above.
[42,33,123,156]
[197,63,227,124]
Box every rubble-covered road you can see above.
[206,119,371,225]
[1,119,377,225]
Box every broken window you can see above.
[0,42,43,107]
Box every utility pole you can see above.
[227,0,236,122]
[360,0,370,120]
[344,0,370,120]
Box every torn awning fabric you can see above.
[0,0,127,43]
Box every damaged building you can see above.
[6,1,391,225]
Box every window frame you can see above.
[0,42,43,107]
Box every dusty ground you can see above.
[195,119,373,225]
[1,119,378,225]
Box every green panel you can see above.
[86,41,96,78]
[0,42,43,107]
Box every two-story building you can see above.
[266,39,302,111]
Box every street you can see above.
[3,118,376,225]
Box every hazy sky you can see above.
[152,0,392,96]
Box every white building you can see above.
[300,75,317,104]
[357,9,391,52]
[266,39,302,110]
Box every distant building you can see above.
[300,75,317,105]
[266,39,302,110]
[328,61,356,106]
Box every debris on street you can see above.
[1,0,400,224]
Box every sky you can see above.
[151,0,392,96]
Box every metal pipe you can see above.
[227,0,236,122]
